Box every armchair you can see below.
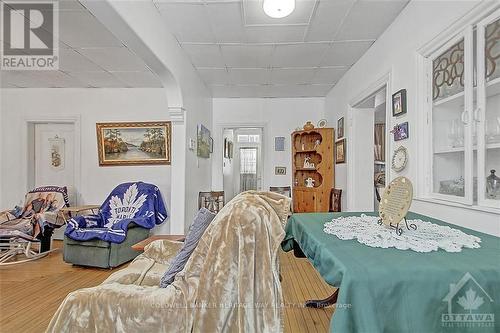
[63,182,167,268]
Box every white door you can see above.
[34,123,76,239]
[350,108,375,211]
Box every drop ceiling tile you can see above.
[221,44,273,68]
[270,68,315,84]
[210,85,261,98]
[266,84,332,97]
[305,0,354,42]
[243,0,316,26]
[245,25,306,43]
[111,71,163,88]
[335,0,408,40]
[312,67,348,84]
[206,2,245,43]
[229,68,271,84]
[182,44,224,67]
[271,43,329,67]
[0,71,42,87]
[59,48,103,72]
[158,3,215,43]
[68,71,125,88]
[321,41,373,66]
[78,47,149,72]
[24,70,88,87]
[59,11,123,48]
[197,68,230,85]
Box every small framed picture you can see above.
[209,137,214,153]
[275,137,285,151]
[275,166,286,175]
[223,138,229,158]
[392,89,407,117]
[392,122,409,141]
[337,117,344,138]
[335,139,346,164]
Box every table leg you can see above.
[305,289,339,308]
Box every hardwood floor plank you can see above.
[0,242,333,333]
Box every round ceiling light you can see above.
[263,0,295,19]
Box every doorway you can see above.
[222,127,263,201]
[349,79,390,211]
[29,122,77,239]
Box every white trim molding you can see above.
[168,107,186,124]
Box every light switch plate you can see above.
[188,138,196,151]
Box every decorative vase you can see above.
[303,121,314,131]
[486,169,500,199]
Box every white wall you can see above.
[324,1,500,235]
[97,0,213,231]
[0,88,173,234]
[212,98,325,194]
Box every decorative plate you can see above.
[379,176,413,226]
[317,119,328,128]
[391,146,408,172]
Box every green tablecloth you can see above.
[282,212,500,333]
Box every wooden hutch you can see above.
[292,128,335,212]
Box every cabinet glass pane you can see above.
[432,38,466,198]
[485,18,500,82]
[484,18,500,200]
[433,40,465,102]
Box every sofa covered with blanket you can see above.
[47,191,291,333]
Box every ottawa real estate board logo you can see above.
[442,272,495,329]
[1,1,59,70]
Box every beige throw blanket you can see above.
[46,191,291,333]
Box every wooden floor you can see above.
[0,241,335,333]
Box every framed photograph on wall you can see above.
[392,122,409,141]
[275,166,286,175]
[275,137,285,151]
[197,124,211,158]
[335,139,346,164]
[96,121,171,166]
[337,117,344,138]
[392,89,407,117]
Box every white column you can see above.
[168,107,186,234]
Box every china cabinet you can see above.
[424,8,500,209]
[291,128,334,212]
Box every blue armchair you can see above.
[63,182,167,268]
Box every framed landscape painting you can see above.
[197,124,211,158]
[96,121,171,166]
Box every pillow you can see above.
[159,207,216,288]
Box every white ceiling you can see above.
[0,0,163,88]
[154,0,408,97]
[0,0,408,96]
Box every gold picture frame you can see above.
[96,121,171,166]
[335,139,346,164]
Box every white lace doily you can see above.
[323,214,481,253]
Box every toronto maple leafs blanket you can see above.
[65,182,167,243]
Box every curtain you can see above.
[240,148,257,192]
[374,124,385,162]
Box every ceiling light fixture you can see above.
[263,0,295,19]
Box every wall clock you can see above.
[391,146,408,172]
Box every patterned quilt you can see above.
[65,182,167,243]
[0,186,69,238]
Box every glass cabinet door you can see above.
[477,10,500,208]
[430,28,474,204]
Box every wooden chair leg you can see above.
[305,289,339,308]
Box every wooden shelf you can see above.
[374,161,385,165]
[295,149,318,153]
[292,128,334,212]
[434,142,500,154]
